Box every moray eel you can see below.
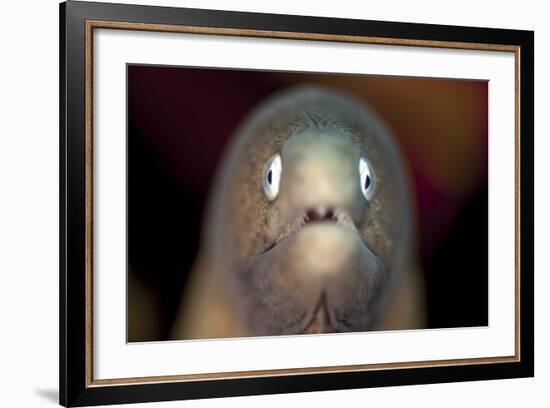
[172,86,425,339]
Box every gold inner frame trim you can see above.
[84,19,521,388]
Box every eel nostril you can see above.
[306,207,335,222]
[306,209,319,221]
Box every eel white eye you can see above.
[263,153,282,201]
[359,157,374,201]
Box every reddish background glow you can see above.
[127,65,488,341]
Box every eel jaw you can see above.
[268,207,364,334]
[246,206,384,335]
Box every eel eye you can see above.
[263,153,282,201]
[359,157,374,201]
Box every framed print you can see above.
[59,1,534,406]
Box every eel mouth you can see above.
[275,206,357,245]
[249,207,385,334]
[251,206,381,334]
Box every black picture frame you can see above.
[60,1,534,406]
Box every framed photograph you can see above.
[59,1,534,406]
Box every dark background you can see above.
[127,65,488,342]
